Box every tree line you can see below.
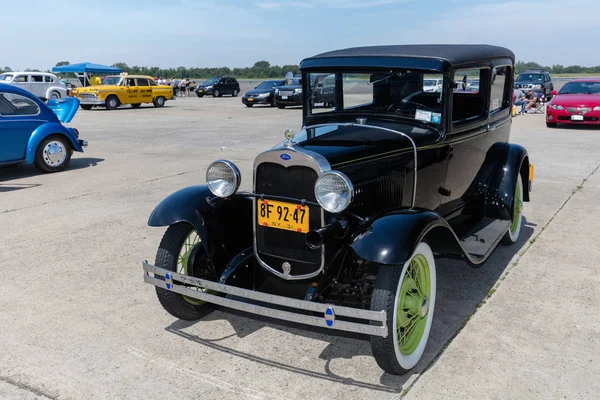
[2,60,600,78]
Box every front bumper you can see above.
[547,109,600,124]
[196,88,213,95]
[77,97,105,106]
[275,94,303,106]
[243,96,271,104]
[143,261,388,337]
[78,139,88,148]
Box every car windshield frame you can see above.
[102,76,122,85]
[558,81,600,95]
[203,78,219,85]
[256,81,281,89]
[0,74,14,81]
[304,68,446,127]
[517,73,544,82]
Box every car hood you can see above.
[294,123,442,167]
[551,94,600,107]
[245,88,273,96]
[74,85,120,93]
[46,97,80,123]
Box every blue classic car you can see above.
[0,83,87,173]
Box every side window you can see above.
[137,78,149,86]
[0,93,40,116]
[126,78,135,86]
[452,69,486,124]
[490,66,511,113]
[32,75,44,83]
[149,79,156,86]
[44,76,53,83]
[14,75,29,83]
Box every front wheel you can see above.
[196,93,204,98]
[105,95,119,110]
[34,135,72,173]
[370,242,437,375]
[213,89,221,98]
[502,172,524,245]
[49,91,61,100]
[154,223,217,320]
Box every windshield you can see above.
[102,76,122,85]
[256,81,281,89]
[0,74,13,81]
[558,81,600,95]
[203,78,219,85]
[517,73,544,82]
[307,70,444,125]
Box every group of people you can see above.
[514,88,543,114]
[156,77,194,97]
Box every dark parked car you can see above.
[242,80,285,107]
[273,76,303,108]
[142,45,532,375]
[514,69,554,99]
[195,77,240,98]
[312,74,336,107]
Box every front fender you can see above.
[148,185,253,274]
[350,209,463,266]
[26,122,83,164]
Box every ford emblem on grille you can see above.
[280,153,291,160]
[324,307,335,327]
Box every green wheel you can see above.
[154,223,217,320]
[502,172,523,245]
[370,242,437,375]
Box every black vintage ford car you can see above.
[143,45,533,375]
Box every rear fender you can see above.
[476,142,529,221]
[350,209,464,266]
[26,123,83,164]
[148,185,253,275]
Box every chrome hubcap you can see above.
[43,141,66,166]
[109,99,117,107]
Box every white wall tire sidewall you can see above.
[508,173,524,243]
[392,242,437,370]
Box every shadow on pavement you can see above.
[164,218,535,393]
[0,157,104,183]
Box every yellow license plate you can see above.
[257,199,309,233]
[247,98,253,101]
[198,90,203,93]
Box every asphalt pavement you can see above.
[1,95,599,399]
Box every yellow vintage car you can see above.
[70,74,174,110]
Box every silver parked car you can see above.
[0,72,68,100]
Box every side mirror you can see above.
[551,90,558,96]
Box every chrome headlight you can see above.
[258,92,270,98]
[315,171,353,213]
[294,88,302,94]
[549,104,564,110]
[206,160,241,198]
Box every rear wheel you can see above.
[131,103,141,108]
[34,135,72,173]
[277,104,286,109]
[154,223,217,320]
[370,242,437,375]
[153,96,165,107]
[105,95,119,110]
[49,91,61,100]
[80,105,93,110]
[502,173,524,245]
[232,89,239,97]
[546,122,557,128]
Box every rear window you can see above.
[44,76,54,83]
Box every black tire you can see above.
[34,135,72,173]
[105,95,119,110]
[232,89,239,97]
[196,93,204,98]
[131,103,141,108]
[153,96,165,108]
[546,122,557,128]
[80,105,93,110]
[49,91,61,100]
[245,103,254,107]
[370,243,436,375]
[277,104,286,109]
[154,223,216,320]
[213,89,221,98]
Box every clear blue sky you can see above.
[2,0,599,71]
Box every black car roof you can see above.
[301,44,514,71]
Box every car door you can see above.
[12,74,31,94]
[136,77,152,103]
[124,77,137,104]
[30,74,46,98]
[0,92,43,162]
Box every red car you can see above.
[546,78,600,127]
